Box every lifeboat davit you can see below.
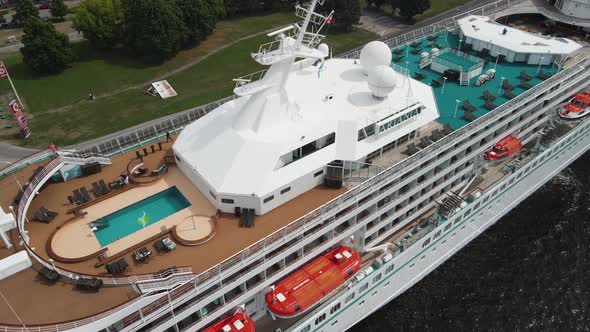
[202,310,255,332]
[559,92,590,120]
[484,135,522,161]
[265,246,361,318]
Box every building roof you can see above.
[173,58,439,197]
[458,15,582,55]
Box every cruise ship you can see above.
[0,0,589,331]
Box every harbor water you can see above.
[351,152,590,331]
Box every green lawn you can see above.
[415,0,470,21]
[0,25,377,146]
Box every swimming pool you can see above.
[93,186,191,246]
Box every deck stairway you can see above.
[460,72,470,86]
[132,267,195,294]
[59,151,112,166]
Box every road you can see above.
[0,141,39,170]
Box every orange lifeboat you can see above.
[559,92,590,120]
[265,246,361,318]
[202,310,255,332]
[484,135,522,161]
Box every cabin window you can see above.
[174,154,182,163]
[280,187,291,195]
[345,293,355,303]
[314,313,326,325]
[422,238,431,248]
[347,268,354,276]
[385,265,395,274]
[277,133,336,169]
[444,223,452,232]
[330,303,341,314]
[294,304,301,312]
[221,198,234,204]
[301,325,311,332]
[359,283,368,292]
[314,170,324,177]
[263,195,274,203]
[209,191,217,200]
[372,273,382,283]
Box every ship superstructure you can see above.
[0,0,589,332]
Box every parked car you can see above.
[38,2,51,9]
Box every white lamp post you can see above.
[497,76,505,94]
[537,54,544,73]
[441,77,448,95]
[458,38,463,52]
[454,99,461,118]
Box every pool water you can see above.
[93,186,191,246]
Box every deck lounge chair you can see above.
[483,90,496,101]
[436,44,445,50]
[91,182,102,197]
[393,48,404,55]
[35,210,53,223]
[519,71,532,81]
[464,110,478,122]
[478,48,490,57]
[418,137,432,149]
[248,209,255,228]
[80,187,92,202]
[463,100,476,112]
[40,206,57,218]
[402,143,420,156]
[38,267,61,283]
[239,208,248,228]
[76,278,103,291]
[520,79,533,90]
[485,99,498,110]
[414,72,427,80]
[501,80,514,91]
[393,56,404,62]
[73,189,84,204]
[410,41,421,48]
[410,48,422,55]
[427,35,438,41]
[98,180,111,195]
[431,79,442,88]
[505,90,516,100]
[441,124,454,135]
[538,70,551,80]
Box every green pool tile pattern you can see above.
[391,33,560,130]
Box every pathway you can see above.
[0,141,39,170]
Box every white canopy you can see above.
[458,15,582,55]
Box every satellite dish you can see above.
[360,41,392,75]
[368,65,396,98]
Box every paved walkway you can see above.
[0,31,83,54]
[0,141,39,170]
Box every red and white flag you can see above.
[0,63,7,78]
[9,100,31,138]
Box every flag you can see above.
[0,63,7,78]
[326,17,332,25]
[9,100,31,138]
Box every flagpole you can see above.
[1,61,25,110]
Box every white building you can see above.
[457,15,582,65]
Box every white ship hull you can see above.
[286,118,590,332]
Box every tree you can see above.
[391,0,430,22]
[122,0,187,63]
[12,0,39,26]
[50,0,68,21]
[175,0,224,47]
[20,17,74,74]
[323,0,361,32]
[73,0,124,49]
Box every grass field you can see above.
[363,0,470,22]
[0,13,377,146]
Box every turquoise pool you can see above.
[93,186,191,246]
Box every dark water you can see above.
[351,152,590,332]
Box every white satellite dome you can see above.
[360,41,392,75]
[368,65,396,98]
[317,43,329,57]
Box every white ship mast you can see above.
[231,1,333,133]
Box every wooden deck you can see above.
[0,136,347,325]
